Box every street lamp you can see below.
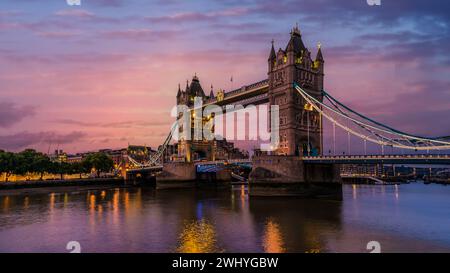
[304,103,314,156]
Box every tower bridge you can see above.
[127,25,450,199]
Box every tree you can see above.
[48,161,70,180]
[0,151,19,182]
[83,153,114,178]
[70,161,88,179]
[0,150,12,182]
[16,149,51,180]
[33,153,51,180]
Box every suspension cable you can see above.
[294,83,450,150]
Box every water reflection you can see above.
[3,196,9,213]
[262,218,285,253]
[177,219,221,253]
[0,184,449,252]
[22,197,28,210]
[394,185,399,201]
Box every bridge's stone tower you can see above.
[268,25,324,156]
[176,75,213,162]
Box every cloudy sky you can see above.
[1,0,450,154]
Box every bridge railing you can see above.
[193,158,252,166]
[303,154,450,160]
[224,79,269,98]
[205,79,269,105]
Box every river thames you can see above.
[0,183,449,253]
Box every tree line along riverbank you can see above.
[0,149,116,183]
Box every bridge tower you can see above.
[176,75,214,162]
[268,25,324,156]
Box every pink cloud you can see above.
[55,9,95,18]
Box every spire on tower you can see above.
[177,83,182,97]
[315,42,324,62]
[189,74,205,97]
[268,39,276,61]
[286,23,305,53]
[209,84,214,99]
[290,23,301,37]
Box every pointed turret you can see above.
[189,74,205,97]
[209,84,214,99]
[286,24,306,53]
[268,39,276,61]
[185,79,190,95]
[315,42,324,62]
[177,83,182,97]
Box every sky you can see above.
[1,0,450,154]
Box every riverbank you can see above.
[0,177,125,196]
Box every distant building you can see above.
[159,143,178,162]
[49,149,67,163]
[213,139,249,161]
[100,148,128,167]
[66,155,83,164]
[127,145,156,164]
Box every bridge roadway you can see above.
[127,165,163,173]
[195,79,269,110]
[126,154,450,174]
[302,154,450,165]
[194,154,450,166]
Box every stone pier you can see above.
[249,155,342,200]
[197,168,232,188]
[156,162,197,189]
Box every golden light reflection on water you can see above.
[240,185,246,208]
[23,196,29,210]
[177,219,221,253]
[63,193,69,207]
[49,193,55,211]
[88,193,98,232]
[262,218,286,253]
[124,192,130,212]
[89,194,96,212]
[3,196,10,212]
[112,189,120,225]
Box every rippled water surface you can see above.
[1,183,450,253]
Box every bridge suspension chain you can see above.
[294,83,450,151]
[127,121,179,168]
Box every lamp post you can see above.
[304,102,314,156]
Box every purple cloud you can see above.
[145,7,248,24]
[0,131,86,151]
[0,102,36,128]
[99,29,182,41]
[53,119,171,128]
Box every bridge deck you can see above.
[203,79,269,107]
[303,155,450,165]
